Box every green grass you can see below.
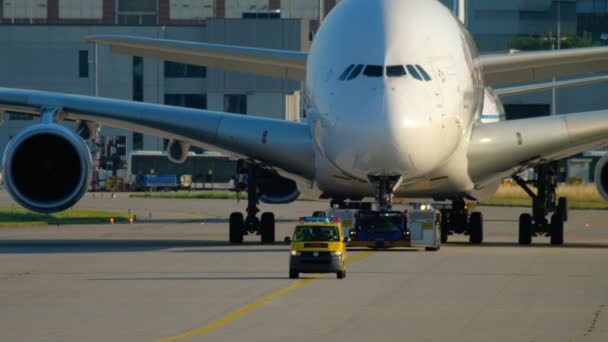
[478,184,608,209]
[129,192,242,200]
[478,198,608,209]
[0,206,131,227]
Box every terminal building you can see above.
[1,0,607,183]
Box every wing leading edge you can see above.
[86,35,308,81]
[480,46,608,87]
[0,87,314,180]
[468,110,608,185]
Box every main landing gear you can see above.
[437,198,484,244]
[513,163,567,246]
[229,162,275,244]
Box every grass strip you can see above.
[0,206,130,227]
[129,192,242,200]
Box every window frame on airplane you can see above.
[339,64,355,81]
[363,65,383,77]
[416,65,432,81]
[386,65,406,78]
[347,64,364,80]
[406,65,423,81]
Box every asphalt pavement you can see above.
[0,191,607,341]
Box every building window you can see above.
[2,0,47,19]
[133,133,144,150]
[164,61,206,78]
[9,112,33,120]
[169,0,214,20]
[79,50,89,78]
[117,0,157,24]
[164,94,207,109]
[59,0,102,19]
[225,0,272,18]
[132,55,144,151]
[224,94,247,115]
[133,56,144,102]
[281,0,320,19]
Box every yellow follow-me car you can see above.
[289,216,348,279]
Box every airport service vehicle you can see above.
[288,216,347,279]
[349,211,410,249]
[407,209,441,251]
[4,0,608,246]
[136,174,180,192]
[325,208,358,236]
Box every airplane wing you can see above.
[0,87,314,180]
[479,46,608,87]
[468,110,608,185]
[494,74,608,97]
[86,35,308,81]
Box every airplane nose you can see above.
[322,85,451,181]
[323,89,415,179]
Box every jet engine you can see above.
[2,124,92,213]
[167,139,190,164]
[256,168,300,204]
[594,153,608,201]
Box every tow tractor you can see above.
[348,209,441,251]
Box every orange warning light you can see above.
[110,217,115,224]
[129,217,134,224]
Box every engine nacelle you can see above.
[256,168,300,204]
[167,139,190,164]
[2,124,92,213]
[74,120,99,141]
[595,154,608,201]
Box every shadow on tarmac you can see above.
[89,276,288,281]
[0,240,288,254]
[446,241,608,249]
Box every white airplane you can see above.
[2,0,608,245]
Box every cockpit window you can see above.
[416,65,432,81]
[363,65,383,77]
[347,64,364,80]
[387,65,406,77]
[406,65,422,80]
[338,64,355,81]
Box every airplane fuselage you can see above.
[304,0,491,200]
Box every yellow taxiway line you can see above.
[156,250,374,342]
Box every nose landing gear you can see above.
[513,162,567,246]
[368,176,402,211]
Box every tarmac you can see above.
[0,191,607,341]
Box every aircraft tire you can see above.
[550,213,564,246]
[558,197,568,222]
[229,212,244,244]
[469,212,483,244]
[519,213,532,245]
[261,212,275,243]
[289,270,299,279]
